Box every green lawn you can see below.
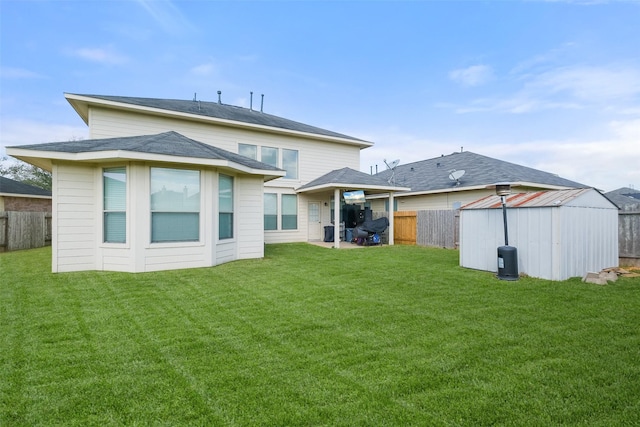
[1,244,639,426]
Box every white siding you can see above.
[144,245,208,272]
[216,241,236,265]
[236,176,265,260]
[53,162,97,272]
[50,161,272,273]
[371,189,496,213]
[557,206,619,280]
[89,108,361,184]
[459,208,504,273]
[89,107,362,248]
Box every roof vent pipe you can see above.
[260,94,264,113]
[250,91,253,111]
[217,91,222,104]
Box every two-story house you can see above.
[8,93,405,273]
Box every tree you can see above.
[0,157,52,190]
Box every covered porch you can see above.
[296,167,409,249]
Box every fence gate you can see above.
[394,211,417,245]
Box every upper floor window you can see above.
[103,167,126,243]
[282,149,298,179]
[261,146,278,168]
[219,174,234,239]
[238,143,257,160]
[150,168,200,243]
[237,143,298,179]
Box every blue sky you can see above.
[1,0,639,192]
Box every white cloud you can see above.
[358,118,640,192]
[0,67,46,79]
[67,46,128,65]
[190,63,216,76]
[529,65,640,102]
[0,119,88,156]
[449,65,494,87]
[453,63,640,114]
[135,0,195,35]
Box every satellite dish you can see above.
[448,169,465,185]
[383,159,400,185]
[384,159,400,170]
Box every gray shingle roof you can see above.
[605,187,640,211]
[374,151,588,192]
[297,167,406,192]
[13,131,282,172]
[0,176,51,197]
[68,94,368,143]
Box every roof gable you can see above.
[375,151,588,194]
[65,93,372,147]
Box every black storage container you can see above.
[497,245,519,281]
[323,226,334,242]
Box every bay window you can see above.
[103,167,126,243]
[219,174,234,239]
[150,168,200,243]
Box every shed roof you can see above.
[0,176,51,197]
[65,93,372,147]
[461,188,614,210]
[7,131,285,181]
[374,151,588,195]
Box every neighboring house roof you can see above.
[7,131,286,181]
[373,151,589,197]
[296,167,410,194]
[0,176,52,198]
[65,93,372,148]
[605,187,640,211]
[461,188,614,210]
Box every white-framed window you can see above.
[282,149,298,179]
[237,143,298,180]
[282,194,298,230]
[261,146,278,168]
[238,143,257,160]
[103,167,126,243]
[150,167,200,243]
[264,193,278,231]
[219,174,234,240]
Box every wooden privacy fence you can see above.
[394,211,417,245]
[416,210,460,249]
[619,211,640,266]
[387,210,460,249]
[0,211,52,252]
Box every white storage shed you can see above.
[459,188,619,281]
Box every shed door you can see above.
[308,201,322,241]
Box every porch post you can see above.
[334,188,341,248]
[388,191,395,245]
